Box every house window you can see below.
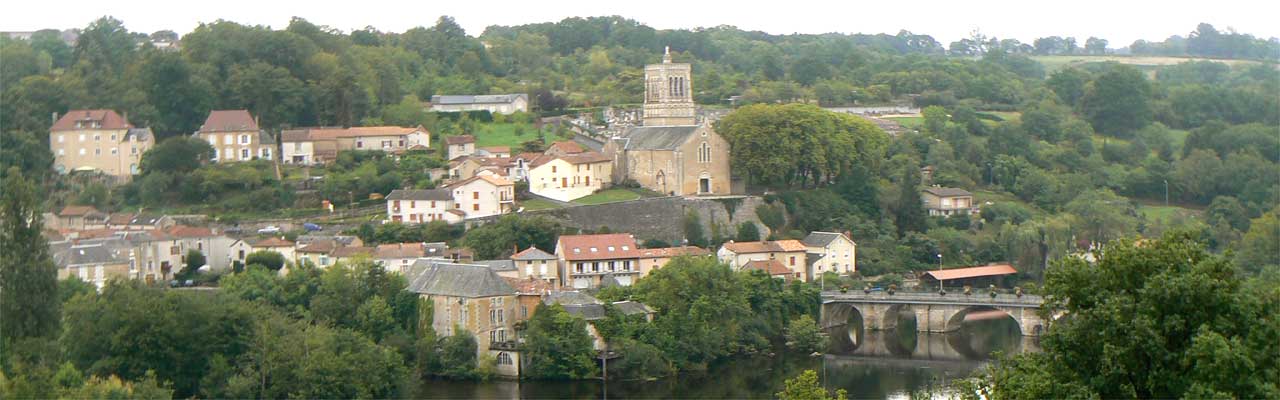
[94,134,101,141]
[241,149,250,159]
[94,149,100,155]
[131,147,138,155]
[79,134,86,142]
[58,149,64,156]
[110,148,118,155]
[224,134,233,145]
[110,133,117,141]
[356,141,363,148]
[472,204,479,211]
[240,134,250,144]
[497,352,513,366]
[473,192,479,200]
[551,166,556,173]
[789,256,796,266]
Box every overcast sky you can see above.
[3,0,1276,46]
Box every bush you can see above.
[245,251,286,271]
[785,315,826,353]
[736,222,761,242]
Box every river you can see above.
[413,316,1035,399]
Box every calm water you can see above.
[414,317,1034,399]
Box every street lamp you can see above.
[936,253,944,292]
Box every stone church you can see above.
[604,48,732,196]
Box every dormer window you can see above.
[622,245,630,251]
[589,247,598,252]
[607,246,615,251]
[573,248,580,254]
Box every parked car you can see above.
[223,226,243,235]
[303,222,323,232]
[257,225,281,234]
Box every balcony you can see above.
[490,340,520,351]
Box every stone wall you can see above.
[477,196,770,245]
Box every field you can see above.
[572,188,646,205]
[1030,55,1263,74]
[518,198,563,211]
[469,122,543,148]
[886,116,922,129]
[1137,202,1203,225]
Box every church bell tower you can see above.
[642,47,696,126]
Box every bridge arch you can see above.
[945,305,1021,336]
[823,303,864,353]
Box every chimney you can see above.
[51,112,58,125]
[123,111,129,125]
[254,115,260,129]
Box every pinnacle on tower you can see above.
[663,46,672,63]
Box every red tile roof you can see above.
[50,110,131,131]
[445,135,475,145]
[721,240,807,254]
[332,246,375,257]
[447,174,514,189]
[479,146,510,153]
[558,151,612,165]
[546,141,584,155]
[375,243,426,259]
[744,259,793,277]
[639,246,710,258]
[165,225,215,238]
[200,110,258,132]
[59,205,101,217]
[558,234,640,261]
[251,237,294,248]
[923,264,1017,281]
[503,277,556,294]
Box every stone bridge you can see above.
[820,291,1048,347]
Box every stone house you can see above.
[104,213,172,231]
[52,205,106,231]
[543,291,655,352]
[446,175,515,219]
[374,242,430,274]
[743,259,796,282]
[802,231,857,276]
[117,231,184,283]
[248,237,296,264]
[446,135,476,160]
[477,146,511,158]
[717,240,810,282]
[637,246,711,277]
[429,94,528,114]
[556,233,641,289]
[603,49,732,196]
[407,260,520,377]
[527,151,613,202]
[164,225,237,271]
[49,109,153,177]
[195,110,276,163]
[449,156,518,182]
[385,189,461,224]
[509,247,560,286]
[280,125,430,165]
[52,240,130,289]
[294,239,338,268]
[920,186,976,217]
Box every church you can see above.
[604,48,732,196]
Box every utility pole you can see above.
[937,253,944,292]
[1163,180,1169,207]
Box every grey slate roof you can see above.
[612,300,655,316]
[561,304,606,320]
[424,242,449,256]
[619,125,700,150]
[125,127,153,142]
[921,187,973,197]
[431,94,527,105]
[802,231,845,247]
[544,291,603,306]
[476,259,516,272]
[510,247,556,261]
[386,189,452,201]
[406,260,515,298]
[54,243,126,267]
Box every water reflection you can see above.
[412,320,1037,399]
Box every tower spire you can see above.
[663,46,671,63]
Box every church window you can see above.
[698,142,711,163]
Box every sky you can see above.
[2,0,1277,46]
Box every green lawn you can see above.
[1137,203,1202,225]
[886,116,923,129]
[572,188,645,205]
[519,198,563,211]
[469,123,543,148]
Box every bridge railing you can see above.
[821,290,1044,306]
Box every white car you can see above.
[257,225,282,234]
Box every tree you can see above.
[244,250,286,271]
[1081,64,1152,137]
[461,215,562,259]
[179,250,205,280]
[921,105,949,134]
[523,304,598,379]
[777,370,848,400]
[1084,37,1108,54]
[717,104,888,187]
[891,164,926,237]
[1046,67,1088,107]
[785,315,825,353]
[683,211,707,247]
[139,136,214,175]
[0,168,60,344]
[1235,209,1280,274]
[736,222,761,242]
[974,233,1279,398]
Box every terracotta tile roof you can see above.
[743,259,793,277]
[447,175,514,189]
[332,246,375,258]
[251,237,294,248]
[73,229,124,240]
[558,151,612,165]
[546,141,585,155]
[106,213,135,225]
[639,246,710,258]
[479,146,510,153]
[50,109,131,131]
[59,205,101,217]
[503,277,556,295]
[558,234,640,261]
[165,225,214,238]
[375,243,426,259]
[511,247,556,260]
[200,110,258,132]
[445,135,475,145]
[721,240,807,254]
[923,264,1017,281]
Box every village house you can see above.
[503,276,556,324]
[543,291,655,352]
[280,125,430,165]
[332,246,375,266]
[743,259,797,282]
[603,48,732,196]
[449,156,519,182]
[385,189,461,224]
[49,109,154,177]
[374,242,430,274]
[447,175,516,219]
[407,260,520,377]
[52,240,130,289]
[526,150,613,202]
[104,213,172,231]
[294,239,338,268]
[802,231,857,276]
[476,146,511,158]
[717,240,810,282]
[248,237,296,263]
[446,135,476,160]
[164,225,237,271]
[637,245,711,277]
[195,110,275,163]
[430,94,528,115]
[510,247,560,285]
[921,186,977,217]
[50,205,106,231]
[556,233,642,288]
